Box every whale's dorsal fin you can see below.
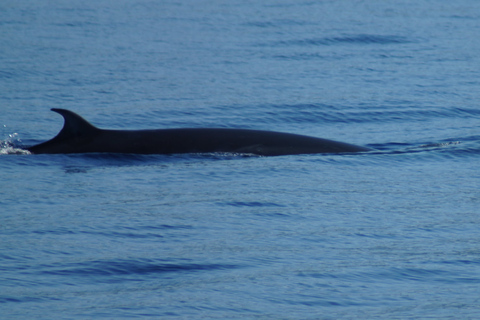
[27,109,100,154]
[51,108,99,140]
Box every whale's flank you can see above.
[27,109,370,156]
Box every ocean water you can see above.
[1,0,480,319]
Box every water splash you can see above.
[0,132,30,155]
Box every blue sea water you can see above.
[1,0,480,319]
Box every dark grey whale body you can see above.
[27,109,370,156]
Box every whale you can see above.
[26,109,370,156]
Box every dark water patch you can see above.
[0,253,21,262]
[221,201,285,208]
[0,70,16,79]
[219,201,293,220]
[38,258,241,280]
[31,228,76,236]
[272,52,338,60]
[12,224,193,239]
[440,259,480,266]
[135,224,194,230]
[244,19,309,28]
[0,296,52,304]
[273,296,353,307]
[79,224,193,239]
[81,230,165,239]
[268,34,410,47]
[353,232,400,240]
[52,20,99,28]
[380,267,480,284]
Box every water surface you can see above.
[2,0,480,319]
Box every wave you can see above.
[37,258,241,280]
[302,266,480,284]
[140,103,480,128]
[257,34,411,49]
[221,201,285,208]
[274,34,410,47]
[233,104,480,125]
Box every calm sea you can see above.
[1,0,480,319]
